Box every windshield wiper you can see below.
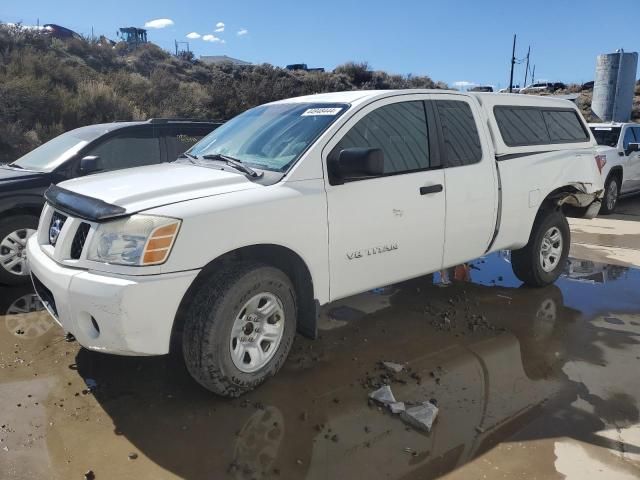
[6,163,23,169]
[202,153,262,178]
[178,152,199,164]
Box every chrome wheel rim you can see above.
[606,180,618,211]
[0,228,36,276]
[540,226,563,273]
[230,292,285,373]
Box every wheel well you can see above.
[170,244,318,352]
[607,166,623,185]
[0,206,42,221]
[541,185,596,219]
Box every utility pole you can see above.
[509,34,517,93]
[531,65,536,84]
[523,46,531,87]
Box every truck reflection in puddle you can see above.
[1,252,639,480]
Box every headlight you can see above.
[86,215,181,266]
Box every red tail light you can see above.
[595,154,607,173]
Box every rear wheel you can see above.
[511,209,570,287]
[0,216,38,285]
[600,174,620,215]
[182,262,297,397]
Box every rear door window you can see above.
[84,128,161,172]
[434,100,482,167]
[165,125,217,161]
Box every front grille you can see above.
[49,211,67,246]
[71,222,91,259]
[32,274,58,319]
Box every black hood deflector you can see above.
[44,185,127,222]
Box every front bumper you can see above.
[27,236,199,356]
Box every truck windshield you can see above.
[11,132,89,172]
[590,127,621,148]
[189,102,348,172]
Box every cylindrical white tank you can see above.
[592,50,638,122]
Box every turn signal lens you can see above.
[142,222,180,265]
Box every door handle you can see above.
[420,184,443,195]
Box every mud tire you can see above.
[182,261,297,397]
[599,173,620,215]
[511,209,570,287]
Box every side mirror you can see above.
[329,148,384,185]
[79,155,102,174]
[628,143,640,154]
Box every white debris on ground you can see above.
[400,402,439,432]
[381,361,404,373]
[368,385,396,405]
[369,385,439,432]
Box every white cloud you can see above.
[237,28,248,36]
[202,34,224,43]
[215,22,225,32]
[144,18,174,29]
[186,32,201,39]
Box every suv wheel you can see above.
[182,262,296,397]
[0,215,38,285]
[511,209,570,287]
[600,174,620,215]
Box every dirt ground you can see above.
[1,198,640,480]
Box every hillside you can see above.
[0,24,446,162]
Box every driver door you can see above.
[323,95,446,301]
[621,127,640,193]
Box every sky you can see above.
[2,0,639,89]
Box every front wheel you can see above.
[182,262,297,397]
[511,209,570,287]
[599,175,620,215]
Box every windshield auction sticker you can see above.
[301,107,343,116]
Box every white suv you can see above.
[28,90,603,396]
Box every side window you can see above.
[166,126,214,161]
[494,106,589,147]
[435,100,482,167]
[494,107,548,146]
[543,110,589,142]
[623,128,637,151]
[85,130,161,172]
[633,128,640,148]
[331,101,429,175]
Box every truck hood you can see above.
[58,162,261,214]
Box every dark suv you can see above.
[0,119,221,284]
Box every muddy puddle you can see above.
[1,253,639,479]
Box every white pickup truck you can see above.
[589,122,640,213]
[27,90,603,396]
